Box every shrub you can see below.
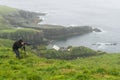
[96,68,107,74]
[108,70,120,76]
[75,74,91,80]
[39,46,104,60]
[27,73,42,80]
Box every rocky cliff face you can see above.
[0,8,100,44]
[40,25,93,39]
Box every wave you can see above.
[92,42,117,46]
[92,42,117,50]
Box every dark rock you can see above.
[93,28,102,32]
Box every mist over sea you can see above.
[1,0,120,52]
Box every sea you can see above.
[1,0,120,53]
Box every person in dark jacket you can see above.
[12,39,25,59]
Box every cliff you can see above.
[0,5,101,44]
[38,24,93,39]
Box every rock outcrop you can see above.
[39,25,93,39]
[93,28,102,32]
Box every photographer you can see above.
[12,39,29,59]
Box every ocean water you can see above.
[1,0,120,52]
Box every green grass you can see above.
[0,28,42,39]
[0,38,14,47]
[38,46,106,60]
[0,28,42,33]
[0,5,17,14]
[0,5,17,30]
[39,24,65,29]
[0,40,120,80]
[0,15,11,30]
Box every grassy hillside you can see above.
[0,38,14,47]
[0,28,42,34]
[0,5,45,44]
[0,39,120,80]
[0,5,40,29]
[0,5,17,29]
[0,15,11,30]
[0,5,17,14]
[0,5,120,80]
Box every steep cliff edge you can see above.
[38,24,93,39]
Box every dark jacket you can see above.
[12,40,25,50]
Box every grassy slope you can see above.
[0,39,120,80]
[0,28,42,33]
[0,5,17,14]
[0,5,43,43]
[0,5,42,35]
[0,39,14,47]
[0,5,17,29]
